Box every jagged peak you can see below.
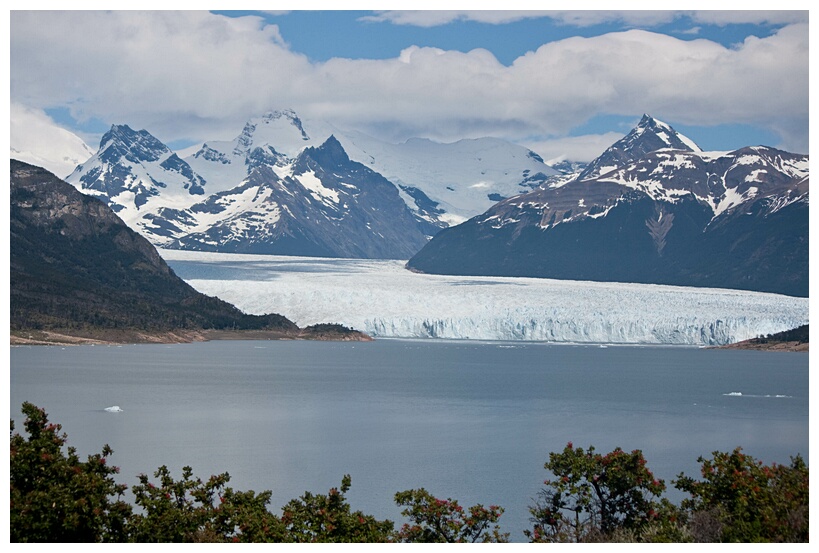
[249,109,307,134]
[627,114,700,152]
[98,124,170,163]
[304,134,348,161]
[577,114,702,181]
[321,134,343,149]
[100,124,164,146]
[100,124,138,145]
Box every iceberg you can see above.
[160,250,809,346]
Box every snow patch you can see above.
[744,170,767,183]
[296,170,340,204]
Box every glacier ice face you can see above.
[160,249,809,346]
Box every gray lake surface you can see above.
[10,339,809,541]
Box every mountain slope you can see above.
[10,159,297,334]
[168,136,433,258]
[67,124,207,222]
[407,116,808,297]
[185,109,559,226]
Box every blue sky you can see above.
[10,8,810,162]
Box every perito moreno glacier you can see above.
[160,250,807,346]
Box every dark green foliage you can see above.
[129,465,285,542]
[527,443,809,543]
[302,323,356,334]
[10,402,132,542]
[526,443,668,542]
[752,324,809,345]
[10,403,395,543]
[675,448,809,542]
[128,467,395,543]
[280,475,395,542]
[394,488,508,542]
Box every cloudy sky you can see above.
[8,5,810,163]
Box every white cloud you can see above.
[688,10,808,26]
[11,11,306,143]
[9,103,95,177]
[9,12,809,153]
[524,133,626,164]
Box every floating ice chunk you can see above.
[104,406,123,412]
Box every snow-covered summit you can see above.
[634,114,702,152]
[186,109,335,194]
[577,114,702,181]
[61,108,561,257]
[66,124,207,227]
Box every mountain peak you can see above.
[99,124,170,164]
[577,114,702,180]
[100,124,137,145]
[638,113,658,127]
[234,109,312,157]
[298,134,350,169]
[258,109,309,139]
[634,114,701,152]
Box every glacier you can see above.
[160,249,808,346]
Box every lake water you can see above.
[10,339,809,541]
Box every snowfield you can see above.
[160,249,808,346]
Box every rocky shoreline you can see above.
[10,325,373,346]
[718,339,808,352]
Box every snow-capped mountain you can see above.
[67,124,207,227]
[64,109,558,258]
[576,114,703,181]
[64,114,438,257]
[184,109,558,225]
[407,115,809,297]
[160,136,433,258]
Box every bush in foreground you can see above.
[10,402,132,542]
[526,442,808,543]
[10,404,807,542]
